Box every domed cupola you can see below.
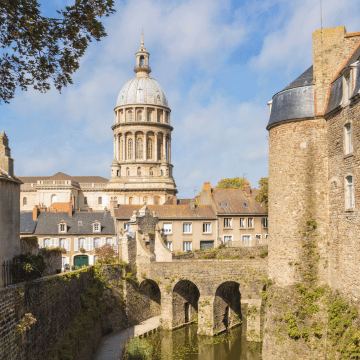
[108,31,177,206]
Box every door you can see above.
[74,255,89,269]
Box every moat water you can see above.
[96,323,261,359]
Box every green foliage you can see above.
[202,253,216,259]
[0,0,116,104]
[40,246,62,257]
[165,284,172,293]
[284,313,301,340]
[215,176,250,190]
[255,177,268,211]
[260,250,268,258]
[12,252,46,281]
[20,236,38,248]
[124,338,152,359]
[306,220,317,229]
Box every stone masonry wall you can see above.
[267,119,329,287]
[326,96,360,301]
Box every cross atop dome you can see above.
[134,30,151,77]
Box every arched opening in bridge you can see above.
[139,279,161,318]
[172,280,200,328]
[213,281,241,334]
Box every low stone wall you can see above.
[173,245,268,260]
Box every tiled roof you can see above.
[34,211,115,235]
[20,212,37,234]
[163,198,192,205]
[115,205,216,219]
[50,202,71,212]
[19,174,109,184]
[209,188,267,215]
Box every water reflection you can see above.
[149,324,261,360]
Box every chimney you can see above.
[190,199,196,210]
[202,182,211,193]
[68,202,73,218]
[0,131,14,177]
[88,208,93,213]
[33,207,39,221]
[110,197,118,217]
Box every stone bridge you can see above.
[120,206,268,341]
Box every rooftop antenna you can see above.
[320,0,323,32]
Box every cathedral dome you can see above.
[116,77,168,107]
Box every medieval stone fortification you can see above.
[263,26,360,359]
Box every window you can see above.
[224,218,232,228]
[183,223,192,233]
[51,194,57,204]
[138,114,142,121]
[78,221,83,226]
[23,197,27,206]
[183,242,192,251]
[94,238,100,248]
[79,238,85,249]
[60,223,66,233]
[124,223,130,232]
[263,218,268,228]
[129,111,133,121]
[240,218,245,228]
[60,238,66,249]
[346,73,351,100]
[143,196,147,204]
[129,197,133,205]
[163,223,172,234]
[166,241,172,251]
[147,111,152,121]
[242,235,251,247]
[62,257,66,268]
[147,139,153,159]
[200,241,214,250]
[223,235,233,244]
[136,138,143,159]
[94,256,98,263]
[127,138,133,159]
[98,197,102,205]
[84,197,87,205]
[149,167,154,176]
[345,176,354,209]
[106,238,112,245]
[94,223,100,232]
[255,234,262,245]
[345,124,352,154]
[203,222,211,233]
[248,218,254,228]
[137,167,141,176]
[44,238,51,247]
[126,167,130,176]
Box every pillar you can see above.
[242,299,262,342]
[143,133,147,161]
[144,107,148,123]
[197,295,215,336]
[169,137,171,163]
[123,134,126,161]
[163,135,166,161]
[132,133,135,160]
[133,107,136,122]
[116,134,119,161]
[155,133,158,161]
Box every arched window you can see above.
[127,138,133,159]
[345,124,352,154]
[147,139,153,159]
[143,196,147,204]
[23,197,27,206]
[161,169,163,176]
[120,139,123,159]
[346,176,354,209]
[137,167,141,176]
[126,167,130,176]
[51,194,57,204]
[129,197,133,205]
[140,56,145,67]
[128,110,133,121]
[165,112,169,124]
[166,168,169,177]
[158,142,162,161]
[147,111,151,121]
[136,138,143,159]
[98,197,102,205]
[149,167,154,176]
[157,111,161,122]
[138,111,142,121]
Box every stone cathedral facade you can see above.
[19,34,177,211]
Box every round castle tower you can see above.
[107,32,177,205]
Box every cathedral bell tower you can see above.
[107,32,177,206]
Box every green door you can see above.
[74,255,89,269]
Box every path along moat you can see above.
[95,319,261,360]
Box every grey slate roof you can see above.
[351,62,360,99]
[20,212,38,234]
[34,211,115,235]
[326,77,343,114]
[267,66,315,129]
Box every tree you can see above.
[255,177,268,211]
[95,244,118,264]
[215,177,250,190]
[0,0,115,104]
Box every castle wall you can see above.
[326,96,360,300]
[268,119,329,286]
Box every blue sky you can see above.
[2,0,360,198]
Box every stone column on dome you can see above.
[116,134,119,161]
[123,134,126,161]
[143,133,147,161]
[154,132,158,161]
[132,133,136,160]
[133,107,136,121]
[144,107,148,123]
[169,137,171,163]
[163,135,166,161]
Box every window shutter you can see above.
[86,238,89,251]
[90,238,94,251]
[89,255,94,265]
[67,238,71,251]
[74,238,78,251]
[39,238,43,249]
[101,237,106,246]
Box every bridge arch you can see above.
[139,279,161,318]
[213,281,242,334]
[172,280,200,328]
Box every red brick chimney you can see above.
[202,182,211,193]
[33,206,39,221]
[68,202,73,218]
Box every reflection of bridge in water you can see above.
[120,206,268,341]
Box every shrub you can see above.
[124,338,152,359]
[12,252,46,281]
[260,250,268,258]
[95,244,118,264]
[80,247,86,253]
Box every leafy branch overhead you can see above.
[255,177,268,211]
[215,177,250,190]
[0,0,116,104]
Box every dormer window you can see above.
[59,221,67,233]
[93,221,101,233]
